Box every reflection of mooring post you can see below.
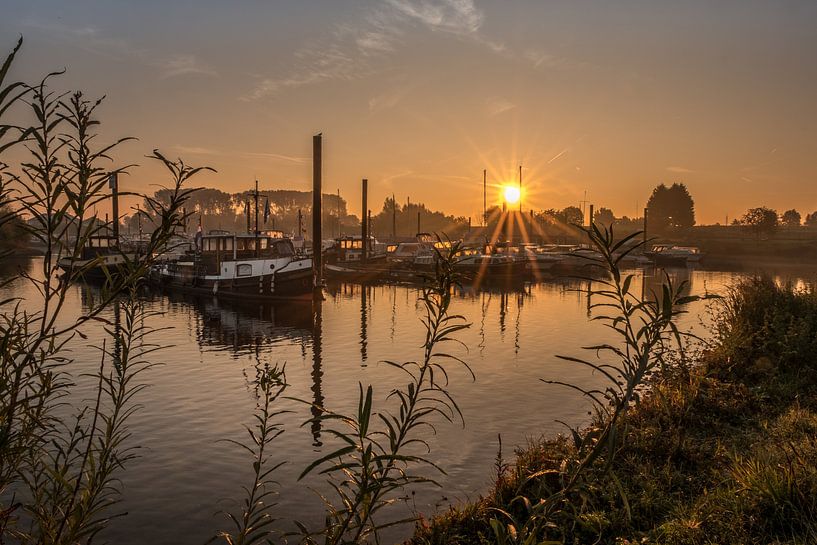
[361,179,368,263]
[312,134,323,294]
[360,285,368,364]
[113,299,122,373]
[310,298,324,447]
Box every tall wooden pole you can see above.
[312,134,323,292]
[392,193,396,239]
[518,164,522,213]
[417,211,420,234]
[589,204,594,228]
[643,207,648,247]
[254,180,259,236]
[109,173,119,242]
[483,169,487,226]
[361,178,368,263]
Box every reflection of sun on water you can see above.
[503,185,521,205]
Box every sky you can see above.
[2,0,816,224]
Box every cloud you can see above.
[175,146,219,155]
[384,0,483,35]
[666,166,694,174]
[246,0,492,99]
[485,97,516,116]
[158,55,217,79]
[241,152,308,164]
[22,20,217,79]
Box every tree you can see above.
[742,206,778,238]
[593,207,615,226]
[646,183,695,232]
[781,209,801,227]
[561,206,583,225]
[806,212,817,228]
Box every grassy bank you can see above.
[409,277,817,544]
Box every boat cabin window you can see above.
[224,238,233,250]
[236,263,252,277]
[341,239,363,250]
[272,240,294,257]
[89,237,113,248]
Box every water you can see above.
[2,258,816,544]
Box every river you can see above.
[1,257,815,544]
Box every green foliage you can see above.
[412,277,817,545]
[295,241,471,544]
[711,277,817,376]
[0,37,204,542]
[216,363,289,545]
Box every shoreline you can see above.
[408,277,817,544]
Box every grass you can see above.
[409,277,817,545]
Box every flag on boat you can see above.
[264,197,271,223]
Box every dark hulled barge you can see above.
[150,231,313,299]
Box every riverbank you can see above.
[409,277,817,544]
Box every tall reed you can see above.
[489,224,714,543]
[0,37,205,541]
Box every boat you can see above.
[57,234,136,282]
[521,245,567,272]
[325,235,387,264]
[150,231,313,299]
[453,250,527,278]
[644,245,703,266]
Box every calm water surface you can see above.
[3,258,816,544]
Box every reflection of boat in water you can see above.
[166,292,314,350]
[645,245,702,266]
[150,232,313,300]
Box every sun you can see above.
[503,185,521,205]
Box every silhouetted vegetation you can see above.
[646,182,695,232]
[740,206,779,238]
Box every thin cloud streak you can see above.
[245,0,490,100]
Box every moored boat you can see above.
[644,245,702,266]
[57,234,136,282]
[150,231,312,299]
